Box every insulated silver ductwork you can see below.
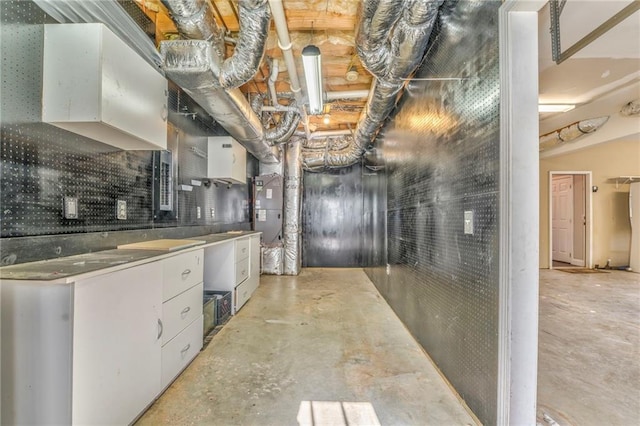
[301,0,443,170]
[161,0,270,88]
[160,0,280,163]
[162,41,278,162]
[160,0,225,56]
[283,138,302,275]
[250,94,301,144]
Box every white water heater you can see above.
[630,182,640,273]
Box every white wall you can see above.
[540,137,640,268]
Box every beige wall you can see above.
[540,138,640,268]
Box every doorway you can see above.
[549,171,592,269]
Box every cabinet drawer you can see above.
[161,316,203,389]
[163,249,203,301]
[235,238,250,261]
[162,283,203,345]
[235,257,249,286]
[234,277,253,313]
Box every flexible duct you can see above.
[161,0,270,88]
[301,0,443,170]
[250,94,301,144]
[162,41,278,162]
[160,0,283,163]
[160,0,225,57]
[262,246,284,275]
[283,138,302,275]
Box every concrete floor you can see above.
[138,268,476,426]
[537,269,640,425]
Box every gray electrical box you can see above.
[254,174,283,246]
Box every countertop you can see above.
[0,231,260,283]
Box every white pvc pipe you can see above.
[262,105,299,112]
[325,90,370,100]
[268,58,279,106]
[268,0,302,100]
[268,0,310,138]
[308,129,353,139]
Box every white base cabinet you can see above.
[73,263,163,425]
[204,235,261,313]
[0,249,204,425]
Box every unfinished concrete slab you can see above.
[137,268,476,425]
[538,269,640,425]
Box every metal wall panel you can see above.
[364,1,502,424]
[302,165,364,267]
[0,1,254,265]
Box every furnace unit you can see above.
[253,174,283,245]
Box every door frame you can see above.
[549,171,592,269]
[498,1,546,424]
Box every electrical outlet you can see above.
[210,208,215,218]
[386,263,391,275]
[116,200,127,220]
[196,206,201,219]
[63,197,78,219]
[464,210,474,235]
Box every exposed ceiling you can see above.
[135,0,367,133]
[537,0,640,122]
[133,0,639,142]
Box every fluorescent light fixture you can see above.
[538,104,575,113]
[302,44,323,115]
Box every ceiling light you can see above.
[345,65,359,82]
[538,104,575,113]
[302,45,323,115]
[323,114,330,125]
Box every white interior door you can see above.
[552,175,574,263]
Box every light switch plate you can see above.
[464,210,474,235]
[63,197,78,219]
[116,200,127,220]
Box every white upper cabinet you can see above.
[42,23,168,150]
[207,136,247,185]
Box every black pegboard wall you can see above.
[0,0,252,244]
[364,2,502,424]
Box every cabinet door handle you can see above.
[181,306,191,316]
[157,319,163,340]
[181,343,191,355]
[181,269,191,278]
